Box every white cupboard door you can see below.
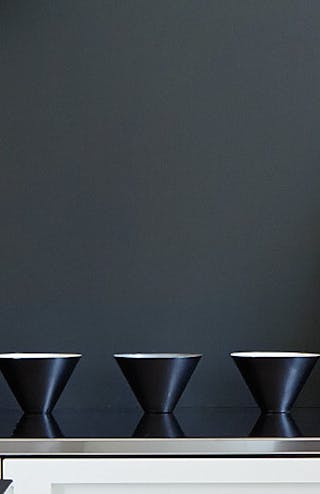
[5,458,320,494]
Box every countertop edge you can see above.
[0,438,320,456]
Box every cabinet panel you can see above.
[52,484,320,494]
[5,458,320,494]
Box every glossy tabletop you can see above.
[0,408,320,456]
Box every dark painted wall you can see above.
[1,0,320,410]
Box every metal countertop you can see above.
[1,437,320,457]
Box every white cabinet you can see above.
[4,458,320,494]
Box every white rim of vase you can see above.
[0,353,82,359]
[230,351,320,358]
[114,353,202,359]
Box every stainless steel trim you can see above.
[0,438,320,456]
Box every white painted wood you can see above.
[5,458,320,494]
[51,485,320,494]
[9,480,50,494]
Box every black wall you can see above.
[1,0,320,410]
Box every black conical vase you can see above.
[0,353,81,414]
[114,353,202,413]
[231,352,319,414]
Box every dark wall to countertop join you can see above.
[1,0,320,410]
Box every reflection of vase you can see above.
[249,413,301,438]
[133,413,184,438]
[12,413,64,438]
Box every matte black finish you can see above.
[114,354,201,413]
[12,413,64,438]
[133,413,184,438]
[232,353,319,413]
[0,354,81,414]
[0,481,12,494]
[250,413,301,437]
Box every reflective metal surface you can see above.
[0,437,320,456]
